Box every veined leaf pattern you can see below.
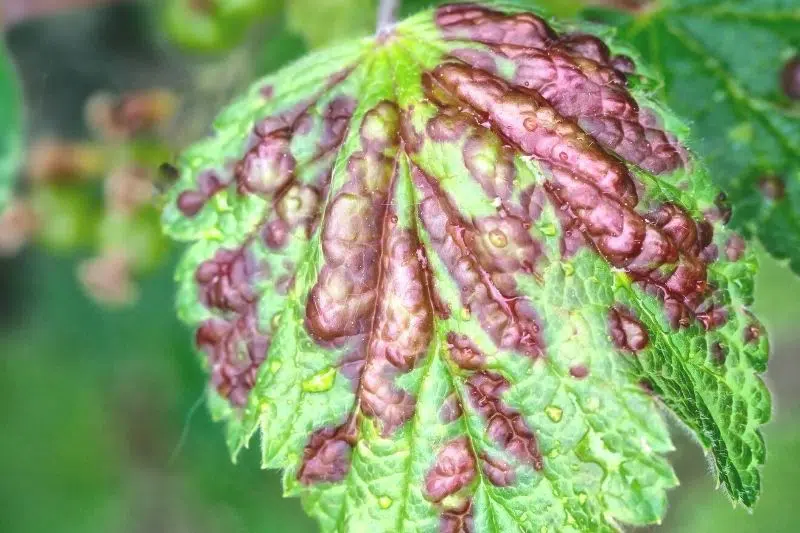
[162,3,772,531]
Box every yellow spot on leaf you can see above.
[728,122,753,144]
[539,223,557,236]
[302,367,337,392]
[545,405,563,422]
[378,496,393,509]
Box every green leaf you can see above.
[0,42,23,212]
[585,0,800,272]
[163,0,282,53]
[163,3,772,530]
[286,0,377,49]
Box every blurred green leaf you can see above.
[286,0,376,48]
[669,420,800,533]
[163,0,283,54]
[0,42,22,212]
[586,0,800,272]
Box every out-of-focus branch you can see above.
[1,0,127,29]
[376,0,398,33]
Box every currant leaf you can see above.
[163,3,772,530]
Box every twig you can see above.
[376,0,399,33]
[2,0,127,29]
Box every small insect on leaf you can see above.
[163,2,772,531]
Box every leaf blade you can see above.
[165,3,773,529]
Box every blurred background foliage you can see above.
[0,1,797,532]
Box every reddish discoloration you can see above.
[320,97,358,155]
[707,192,733,225]
[450,48,498,74]
[192,77,357,409]
[611,55,636,74]
[555,34,611,65]
[195,248,259,313]
[646,203,713,256]
[505,45,684,173]
[415,167,544,358]
[360,226,434,435]
[782,56,800,100]
[425,437,477,502]
[177,191,206,217]
[544,163,713,330]
[725,234,746,262]
[262,219,290,249]
[428,63,639,206]
[427,108,472,142]
[429,15,717,330]
[520,185,546,224]
[480,453,516,486]
[447,333,487,370]
[550,199,588,258]
[609,306,649,353]
[570,364,589,379]
[759,175,785,201]
[440,393,464,423]
[297,420,357,485]
[711,341,727,364]
[466,371,543,470]
[261,184,323,251]
[435,7,684,174]
[418,247,453,319]
[696,301,729,331]
[700,243,719,263]
[237,80,355,198]
[436,4,555,49]
[196,311,269,407]
[744,323,762,345]
[306,102,435,437]
[236,123,296,196]
[399,108,425,153]
[306,102,400,342]
[176,170,226,217]
[441,499,474,533]
[194,245,269,406]
[462,131,517,209]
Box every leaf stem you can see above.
[376,0,399,33]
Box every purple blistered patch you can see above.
[414,167,545,359]
[609,305,649,353]
[297,420,357,485]
[425,437,477,502]
[480,452,516,487]
[177,170,226,217]
[466,371,543,470]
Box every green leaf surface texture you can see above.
[162,3,772,531]
[588,0,800,272]
[0,43,22,212]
